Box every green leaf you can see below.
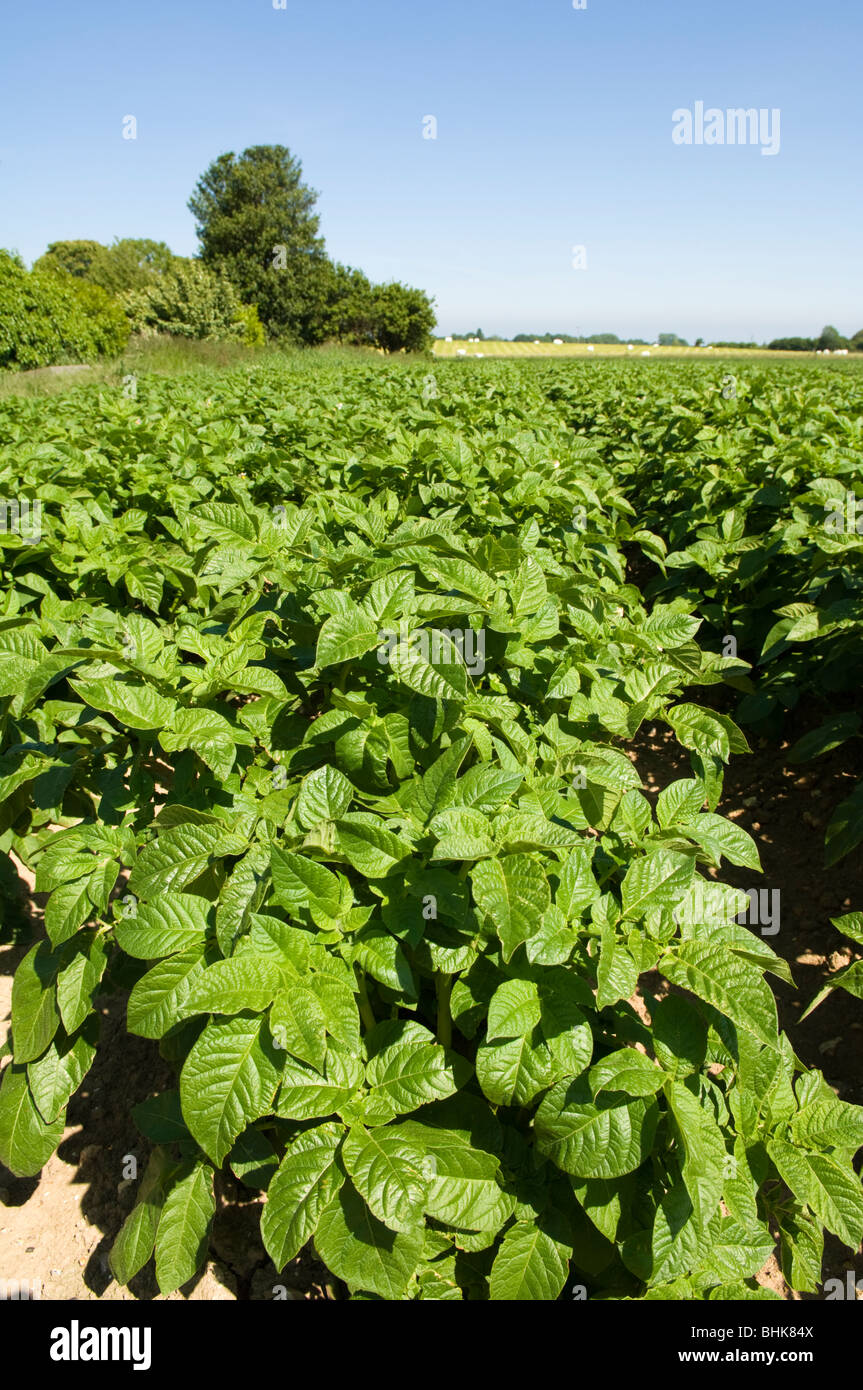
[260,1123,345,1268]
[155,1161,216,1295]
[662,942,779,1047]
[777,1210,824,1295]
[789,1097,863,1151]
[621,849,695,918]
[182,955,284,1016]
[535,1075,658,1179]
[316,610,381,668]
[656,779,706,829]
[129,825,239,897]
[270,984,328,1072]
[651,994,707,1077]
[270,846,342,917]
[362,1021,466,1123]
[350,923,417,998]
[115,892,210,959]
[539,976,594,1079]
[69,677,176,731]
[28,1024,96,1124]
[296,765,353,829]
[666,704,731,761]
[825,781,863,866]
[275,1041,363,1121]
[429,807,495,861]
[685,813,762,871]
[342,1124,429,1233]
[768,1139,863,1251]
[801,961,863,1019]
[228,1127,278,1189]
[127,948,209,1039]
[44,877,96,947]
[596,921,639,1010]
[831,912,863,946]
[471,855,549,962]
[643,608,702,648]
[110,1149,173,1286]
[476,1030,552,1107]
[555,847,600,919]
[488,1221,571,1301]
[334,813,414,878]
[11,943,59,1063]
[390,631,470,704]
[701,1214,774,1284]
[180,1014,283,1165]
[0,1063,65,1176]
[441,764,523,814]
[787,714,861,764]
[666,1079,726,1223]
[314,1179,424,1299]
[589,1049,664,1098]
[160,709,237,781]
[309,974,362,1053]
[394,1118,514,1232]
[132,1091,191,1143]
[486,978,541,1040]
[56,932,107,1035]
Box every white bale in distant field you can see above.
[553,338,563,345]
[534,339,540,344]
[445,336,453,342]
[475,352,484,358]
[641,350,651,356]
[627,344,633,350]
[456,349,467,356]
[587,345,594,352]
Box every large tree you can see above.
[188,145,328,341]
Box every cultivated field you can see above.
[1,355,862,1303]
[433,339,839,361]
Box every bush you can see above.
[234,303,267,348]
[369,282,437,353]
[0,249,129,370]
[767,338,816,352]
[34,239,179,295]
[122,260,257,342]
[31,240,106,281]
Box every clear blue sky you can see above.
[1,0,860,341]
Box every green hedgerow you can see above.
[0,250,129,370]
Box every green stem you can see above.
[435,973,453,1049]
[353,963,377,1032]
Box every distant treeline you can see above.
[448,326,863,352]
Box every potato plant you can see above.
[1,360,862,1300]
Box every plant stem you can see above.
[353,963,377,1032]
[435,973,452,1049]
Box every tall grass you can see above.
[0,335,401,399]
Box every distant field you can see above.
[432,339,844,362]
